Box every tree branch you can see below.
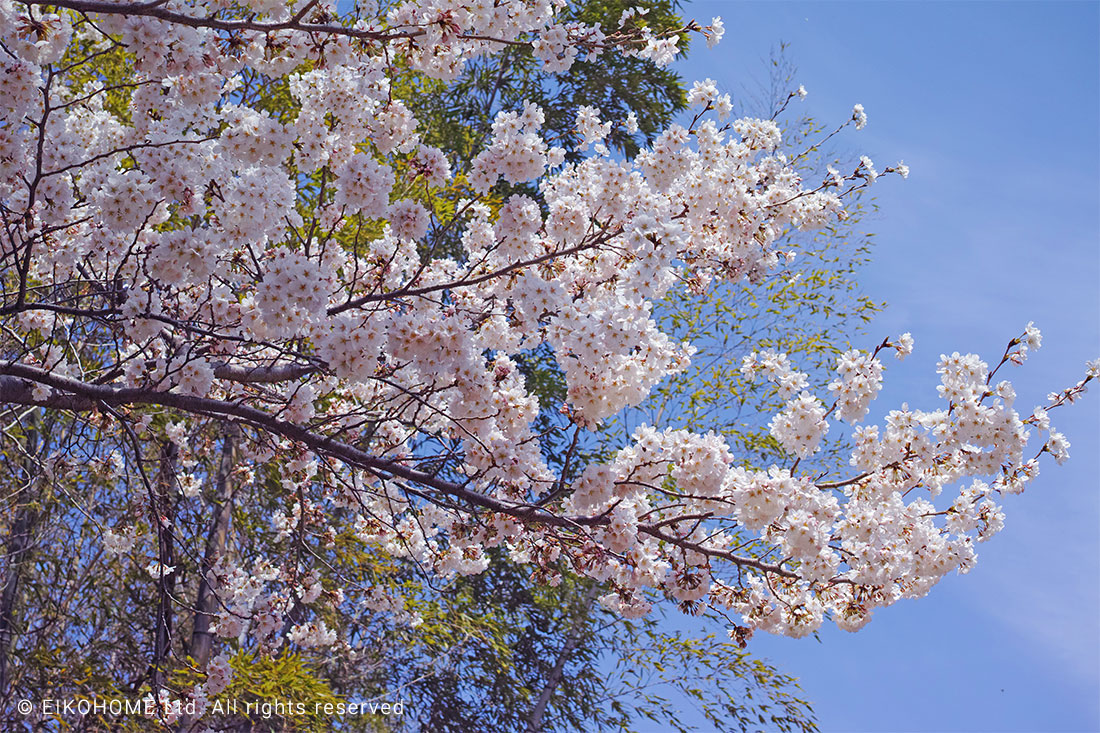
[0,363,798,580]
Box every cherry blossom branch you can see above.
[26,0,424,42]
[0,362,799,580]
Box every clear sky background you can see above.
[669,2,1100,731]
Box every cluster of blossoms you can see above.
[0,0,1094,712]
[470,102,559,191]
[829,349,884,422]
[769,392,829,458]
[741,349,811,398]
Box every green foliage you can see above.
[59,33,136,123]
[606,622,816,733]
[405,0,689,165]
[335,551,816,733]
[615,198,882,474]
[604,47,885,477]
[174,651,346,732]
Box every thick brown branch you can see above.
[212,361,319,384]
[0,363,797,580]
[26,0,422,42]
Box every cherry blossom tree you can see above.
[0,0,1096,727]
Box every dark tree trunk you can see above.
[524,584,599,733]
[189,423,239,669]
[151,439,178,691]
[0,411,41,707]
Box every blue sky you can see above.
[671,2,1100,731]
